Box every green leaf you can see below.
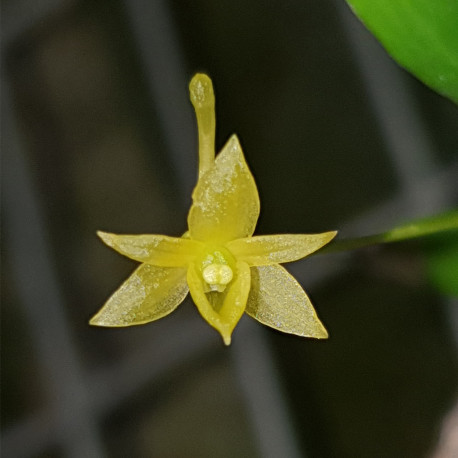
[318,210,458,254]
[424,231,458,297]
[346,0,458,103]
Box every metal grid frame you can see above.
[2,1,457,457]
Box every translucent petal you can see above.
[187,261,251,345]
[97,231,203,267]
[246,265,328,338]
[188,135,260,243]
[226,231,337,266]
[90,264,188,326]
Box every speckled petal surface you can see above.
[97,232,203,266]
[187,135,260,243]
[246,265,328,338]
[90,264,188,326]
[187,261,251,345]
[226,232,337,266]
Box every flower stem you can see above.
[317,210,458,255]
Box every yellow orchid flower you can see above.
[90,73,337,345]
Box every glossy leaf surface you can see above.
[346,0,458,103]
[425,231,458,297]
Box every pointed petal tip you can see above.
[89,317,121,328]
[222,333,232,346]
[89,312,113,327]
[293,323,328,340]
[97,231,114,246]
[322,230,338,244]
[313,230,338,255]
[317,327,329,339]
[226,134,242,152]
[228,133,240,143]
[300,317,329,339]
[309,318,329,339]
[89,315,101,326]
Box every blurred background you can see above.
[2,0,458,457]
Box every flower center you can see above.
[202,264,233,292]
[197,246,236,293]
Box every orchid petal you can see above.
[187,261,251,345]
[90,264,188,326]
[226,231,337,266]
[246,265,328,338]
[188,135,260,243]
[97,231,203,267]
